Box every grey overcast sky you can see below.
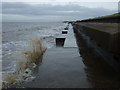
[1,1,119,22]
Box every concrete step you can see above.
[55,34,67,46]
[62,30,68,34]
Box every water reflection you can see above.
[74,29,120,88]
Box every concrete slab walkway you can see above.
[19,48,91,88]
[64,24,78,48]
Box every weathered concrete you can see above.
[64,25,78,47]
[15,45,120,88]
[73,23,120,55]
[56,34,66,46]
[16,48,92,88]
[73,22,120,72]
[55,24,78,48]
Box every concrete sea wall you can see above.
[73,22,120,72]
[73,23,120,54]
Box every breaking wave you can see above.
[2,36,47,88]
[2,22,66,88]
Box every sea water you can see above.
[2,22,67,87]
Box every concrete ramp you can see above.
[64,25,78,47]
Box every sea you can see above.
[2,22,67,87]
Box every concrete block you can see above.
[62,30,68,34]
[55,34,66,46]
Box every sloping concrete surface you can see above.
[73,22,120,54]
[17,48,92,88]
[64,25,78,47]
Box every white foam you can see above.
[2,22,66,88]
